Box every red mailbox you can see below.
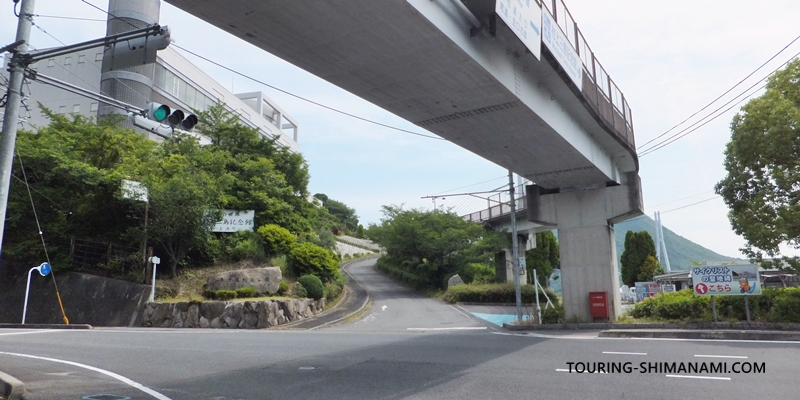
[589,291,609,320]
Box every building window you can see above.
[47,59,55,68]
[64,56,71,65]
[90,102,98,112]
[58,105,66,114]
[95,53,103,62]
[78,55,86,64]
[72,104,81,113]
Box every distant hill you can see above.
[615,215,742,270]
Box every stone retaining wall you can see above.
[141,298,325,329]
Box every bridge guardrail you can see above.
[543,0,635,149]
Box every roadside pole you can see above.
[508,170,522,321]
[533,269,541,324]
[0,0,35,263]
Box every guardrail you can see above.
[543,0,635,148]
[462,184,527,223]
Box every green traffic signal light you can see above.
[153,105,169,121]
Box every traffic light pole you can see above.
[0,0,35,267]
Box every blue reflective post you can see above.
[22,262,51,324]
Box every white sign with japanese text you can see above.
[212,210,255,232]
[496,0,542,60]
[691,264,761,296]
[541,9,582,90]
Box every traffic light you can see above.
[145,102,197,130]
[130,102,198,139]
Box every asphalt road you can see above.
[1,258,798,399]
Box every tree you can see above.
[715,59,800,273]
[140,133,226,277]
[366,205,500,288]
[637,255,664,282]
[620,230,656,286]
[314,193,359,233]
[525,231,559,287]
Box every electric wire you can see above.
[16,150,70,324]
[660,196,720,214]
[648,191,714,209]
[30,14,105,22]
[172,44,445,141]
[76,0,442,141]
[637,32,800,150]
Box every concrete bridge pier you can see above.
[526,172,643,321]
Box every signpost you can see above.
[22,262,51,324]
[691,265,761,296]
[149,256,161,302]
[692,264,761,322]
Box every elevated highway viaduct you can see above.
[164,0,643,320]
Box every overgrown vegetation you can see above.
[3,106,349,285]
[367,205,503,291]
[628,288,800,323]
[620,230,663,286]
[715,59,800,274]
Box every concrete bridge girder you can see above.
[165,0,636,190]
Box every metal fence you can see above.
[463,184,528,223]
[543,0,635,148]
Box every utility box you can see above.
[589,291,609,320]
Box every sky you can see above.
[2,0,800,261]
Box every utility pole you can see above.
[0,0,35,265]
[508,170,522,321]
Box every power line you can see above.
[171,44,445,141]
[637,32,800,150]
[31,14,105,22]
[661,196,720,214]
[648,190,714,209]
[639,48,800,156]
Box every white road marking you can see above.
[0,351,172,400]
[694,354,748,359]
[491,331,800,345]
[0,330,59,337]
[603,351,647,355]
[381,305,387,311]
[407,327,487,331]
[666,374,731,381]
[449,305,472,319]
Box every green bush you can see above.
[324,272,347,302]
[278,280,290,295]
[459,263,497,284]
[287,242,339,280]
[298,275,324,300]
[257,224,296,256]
[294,282,307,298]
[235,286,258,299]
[376,256,430,289]
[215,290,238,301]
[629,290,709,320]
[768,288,800,323]
[442,283,557,306]
[542,303,565,324]
[220,231,265,262]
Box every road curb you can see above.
[503,321,800,331]
[0,371,24,400]
[308,257,375,330]
[598,329,800,341]
[0,323,92,329]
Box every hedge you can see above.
[442,283,558,306]
[629,287,800,323]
